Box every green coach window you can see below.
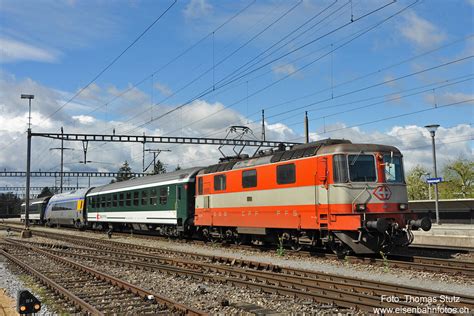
[133,191,139,206]
[142,190,148,206]
[150,188,157,205]
[119,193,124,207]
[101,196,106,208]
[112,194,117,207]
[159,187,168,205]
[126,192,131,207]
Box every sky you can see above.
[0,0,473,192]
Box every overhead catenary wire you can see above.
[85,0,257,117]
[131,0,406,134]
[45,0,177,120]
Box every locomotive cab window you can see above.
[348,154,376,182]
[383,154,404,183]
[242,169,257,188]
[277,163,296,184]
[214,174,226,191]
[333,154,349,183]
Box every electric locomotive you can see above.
[194,139,431,254]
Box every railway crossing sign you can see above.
[426,177,443,184]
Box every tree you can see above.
[0,193,22,217]
[113,161,133,183]
[38,187,53,198]
[406,165,430,200]
[151,160,167,175]
[441,158,474,198]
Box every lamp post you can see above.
[21,94,34,237]
[425,124,440,225]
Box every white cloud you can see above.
[154,82,172,97]
[0,37,59,63]
[424,92,474,106]
[399,11,446,49]
[72,115,96,125]
[183,0,213,19]
[272,63,300,78]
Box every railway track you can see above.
[2,223,473,277]
[0,239,204,315]
[2,228,474,313]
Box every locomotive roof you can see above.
[21,195,51,206]
[201,139,402,174]
[48,188,91,203]
[89,167,203,195]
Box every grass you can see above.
[379,251,390,273]
[276,237,285,256]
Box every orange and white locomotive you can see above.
[194,139,431,254]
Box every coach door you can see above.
[316,157,330,229]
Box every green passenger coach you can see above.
[86,167,202,236]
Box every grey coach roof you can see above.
[89,167,204,195]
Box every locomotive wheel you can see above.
[290,240,302,251]
[329,240,351,259]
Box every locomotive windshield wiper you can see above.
[350,150,362,166]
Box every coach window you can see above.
[101,196,106,208]
[142,190,148,206]
[333,154,349,183]
[90,197,95,209]
[112,194,117,207]
[133,191,139,206]
[277,163,296,184]
[242,169,257,188]
[119,193,124,207]
[177,187,182,200]
[198,177,203,195]
[159,187,168,205]
[214,174,226,191]
[150,188,157,205]
[126,192,132,207]
[106,195,112,208]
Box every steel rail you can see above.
[3,239,205,315]
[2,223,473,276]
[4,236,474,311]
[0,249,103,315]
[0,240,414,312]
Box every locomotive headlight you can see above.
[398,203,408,210]
[355,204,366,212]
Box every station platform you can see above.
[411,223,474,248]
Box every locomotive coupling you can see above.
[365,218,389,233]
[408,217,432,231]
